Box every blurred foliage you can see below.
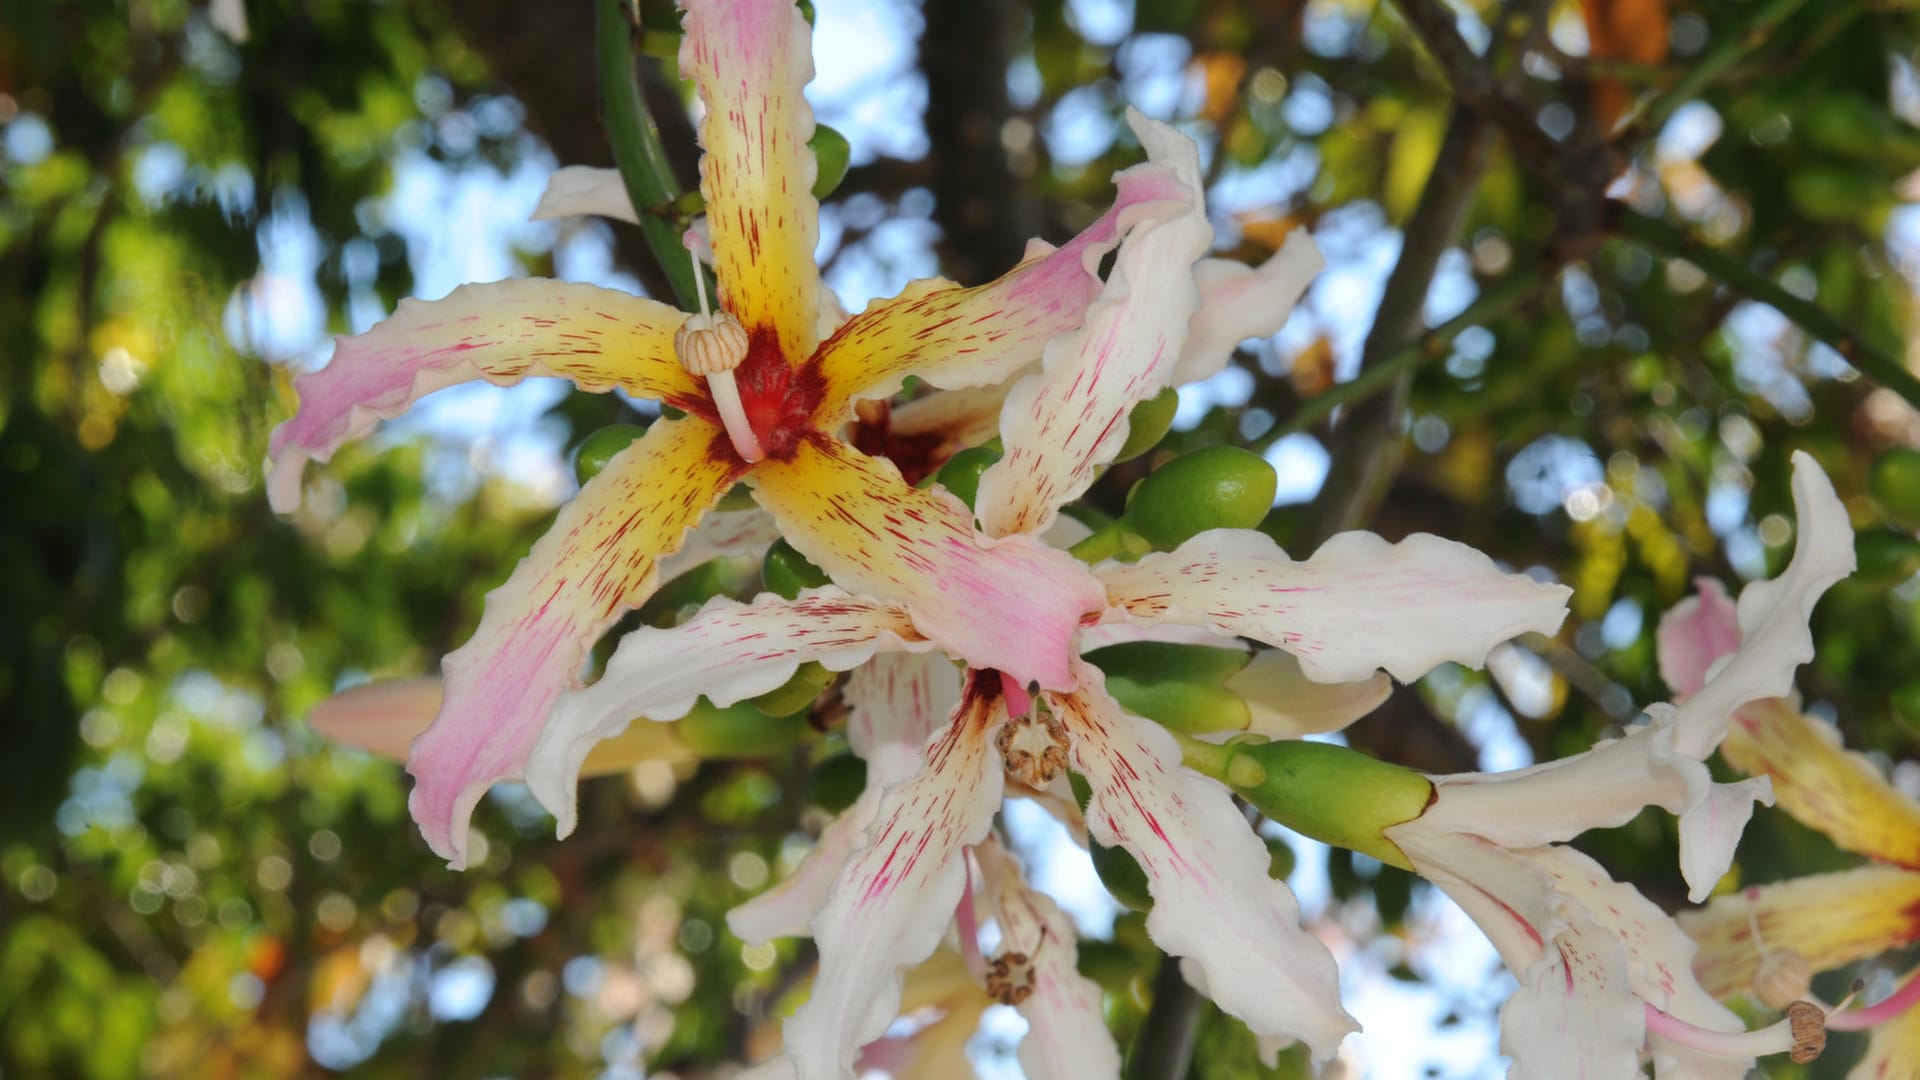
[5,0,1920,1075]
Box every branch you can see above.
[1125,952,1209,1080]
[1618,211,1920,411]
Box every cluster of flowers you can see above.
[268,0,1919,1074]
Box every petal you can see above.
[750,436,1105,691]
[266,280,701,512]
[728,652,961,945]
[530,165,639,224]
[1671,451,1854,759]
[1677,866,1920,998]
[1224,650,1392,740]
[681,0,821,362]
[782,676,1007,1080]
[1050,664,1357,1059]
[1655,578,1740,700]
[1168,232,1323,386]
[1850,997,1920,1080]
[888,383,1017,464]
[811,156,1193,422]
[978,113,1214,539]
[1676,775,1773,903]
[1496,891,1646,1080]
[530,588,930,835]
[309,676,694,775]
[406,418,740,867]
[1720,699,1920,870]
[976,841,1123,1080]
[1097,529,1571,683]
[657,507,783,581]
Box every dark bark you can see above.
[919,0,1036,284]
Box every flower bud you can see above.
[933,443,1003,510]
[1229,740,1433,871]
[573,423,648,486]
[1123,445,1277,552]
[674,698,808,758]
[748,660,835,717]
[761,539,829,599]
[809,124,851,199]
[1112,386,1180,463]
[1086,642,1255,734]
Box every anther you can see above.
[1786,1001,1826,1064]
[1747,900,1812,1009]
[675,233,764,463]
[986,951,1034,1006]
[997,711,1070,788]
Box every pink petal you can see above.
[727,653,962,945]
[1670,451,1853,760]
[1169,232,1323,386]
[530,165,639,224]
[266,279,700,512]
[750,435,1105,691]
[781,675,1008,1080]
[978,112,1213,539]
[811,151,1192,424]
[405,418,740,867]
[681,0,822,362]
[1097,529,1570,683]
[308,677,442,762]
[1655,578,1740,700]
[976,840,1123,1080]
[530,588,931,835]
[1050,662,1357,1059]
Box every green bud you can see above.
[761,539,829,600]
[749,660,835,717]
[1123,445,1277,551]
[574,424,648,486]
[933,444,1003,510]
[1872,448,1920,528]
[810,125,851,199]
[1855,527,1920,583]
[674,698,809,758]
[1101,677,1249,736]
[1113,387,1180,463]
[1230,740,1433,871]
[1084,641,1250,684]
[809,753,867,814]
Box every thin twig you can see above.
[1619,211,1920,412]
[595,0,702,310]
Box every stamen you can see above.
[985,949,1035,1006]
[1746,899,1812,1009]
[997,708,1070,788]
[675,234,763,463]
[1643,999,1837,1062]
[1828,971,1917,1032]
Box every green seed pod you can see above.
[810,125,851,199]
[933,444,1004,511]
[809,753,867,814]
[573,424,648,486]
[1230,740,1433,871]
[749,660,835,717]
[1113,387,1180,463]
[1871,448,1920,529]
[1855,527,1920,583]
[761,539,829,600]
[674,698,809,758]
[1123,445,1277,551]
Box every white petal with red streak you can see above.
[781,679,1008,1080]
[1052,663,1356,1058]
[530,588,930,835]
[1097,528,1570,683]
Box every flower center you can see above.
[997,709,1070,788]
[985,949,1035,1006]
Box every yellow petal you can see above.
[1678,865,1920,998]
[682,0,821,363]
[749,436,1104,691]
[1722,699,1920,869]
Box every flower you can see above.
[267,0,1215,868]
[537,111,1571,1077]
[1371,451,1858,1079]
[1662,568,1920,1077]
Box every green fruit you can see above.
[674,698,808,758]
[749,660,835,717]
[1871,448,1920,527]
[810,125,851,199]
[809,753,867,814]
[1113,387,1179,463]
[1123,445,1277,551]
[932,444,1004,510]
[1855,528,1920,583]
[573,424,647,485]
[761,539,829,599]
